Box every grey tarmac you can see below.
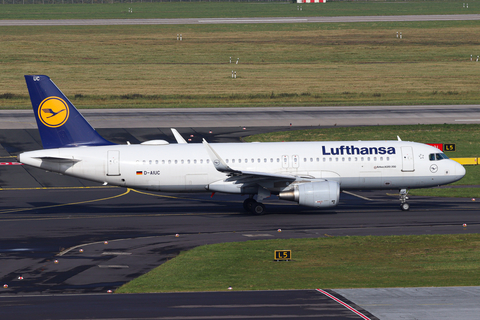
[1,125,479,319]
[1,104,480,129]
[2,14,480,26]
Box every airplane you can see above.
[18,75,466,214]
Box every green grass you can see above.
[3,20,480,108]
[1,2,479,20]
[244,124,480,197]
[116,234,480,293]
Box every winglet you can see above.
[171,128,187,144]
[25,75,114,149]
[202,139,239,174]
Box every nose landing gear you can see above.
[399,189,410,211]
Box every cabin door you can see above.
[107,150,120,176]
[401,146,415,172]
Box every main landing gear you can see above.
[399,189,410,211]
[243,197,266,215]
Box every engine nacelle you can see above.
[278,181,340,208]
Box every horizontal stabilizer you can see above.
[34,156,81,163]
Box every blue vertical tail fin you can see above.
[25,75,114,149]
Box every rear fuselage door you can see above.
[107,150,120,176]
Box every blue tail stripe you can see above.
[25,75,114,149]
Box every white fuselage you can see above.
[19,140,465,194]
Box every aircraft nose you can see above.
[456,161,466,178]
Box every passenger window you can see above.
[226,159,229,163]
[162,160,165,165]
[149,160,152,165]
[303,158,307,162]
[207,159,210,164]
[200,159,203,164]
[342,157,345,162]
[168,160,171,164]
[194,159,197,164]
[175,160,178,164]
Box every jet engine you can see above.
[278,181,340,208]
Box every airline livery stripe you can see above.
[315,289,372,320]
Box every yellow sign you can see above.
[444,144,456,152]
[274,250,291,261]
[38,96,70,128]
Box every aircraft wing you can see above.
[202,139,296,181]
[171,128,188,144]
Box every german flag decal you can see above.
[136,171,143,175]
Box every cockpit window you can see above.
[429,153,449,161]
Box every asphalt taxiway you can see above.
[2,14,480,26]
[2,105,480,130]
[1,122,479,319]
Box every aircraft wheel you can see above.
[400,203,410,211]
[243,198,257,212]
[251,203,266,215]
